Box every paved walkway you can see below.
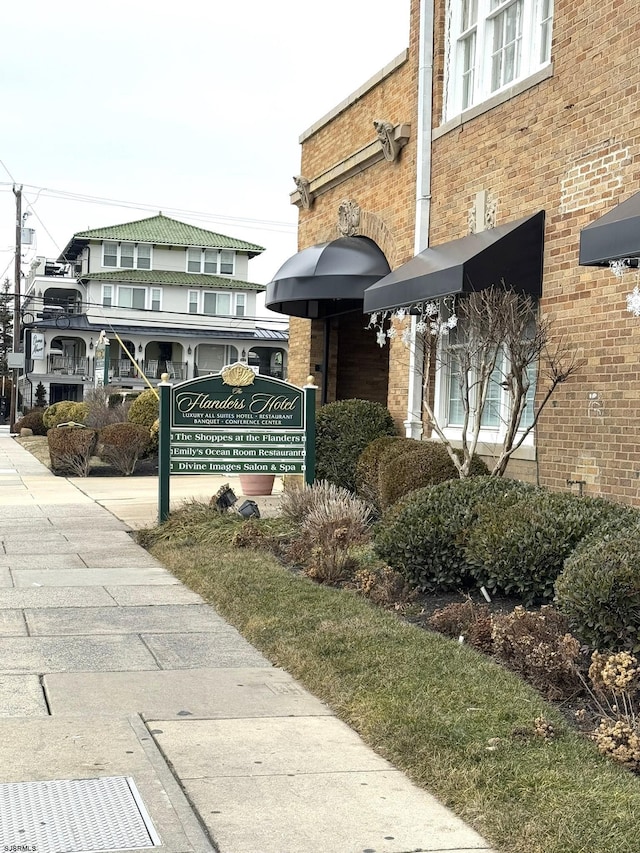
[0,426,496,853]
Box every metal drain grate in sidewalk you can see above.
[0,776,160,852]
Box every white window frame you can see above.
[188,290,246,317]
[116,286,147,310]
[186,248,236,276]
[435,325,537,448]
[101,241,153,270]
[103,242,118,268]
[102,284,113,307]
[445,0,553,120]
[220,250,235,276]
[151,287,162,312]
[137,244,152,270]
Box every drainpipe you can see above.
[404,0,435,439]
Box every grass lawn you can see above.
[141,509,640,853]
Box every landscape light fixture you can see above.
[211,483,238,512]
[210,484,260,519]
[236,499,260,519]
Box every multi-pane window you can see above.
[480,349,505,428]
[443,327,537,436]
[539,0,553,63]
[459,0,478,110]
[187,249,201,273]
[220,250,234,275]
[446,0,553,118]
[186,248,236,275]
[120,243,135,268]
[203,292,232,316]
[490,0,522,91]
[103,243,118,267]
[102,242,153,270]
[101,284,159,310]
[137,244,151,270]
[204,250,218,274]
[189,290,246,316]
[117,287,146,309]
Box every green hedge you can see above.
[374,477,535,591]
[13,409,47,435]
[315,399,397,492]
[42,401,88,428]
[127,388,159,429]
[378,440,488,509]
[47,425,98,477]
[355,435,401,508]
[555,524,640,652]
[99,422,150,475]
[465,492,640,606]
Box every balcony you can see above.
[109,360,187,381]
[48,356,90,377]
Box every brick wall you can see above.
[429,0,640,504]
[288,5,420,428]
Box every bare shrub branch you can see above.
[421,285,583,477]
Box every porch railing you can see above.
[48,356,90,376]
[109,360,188,381]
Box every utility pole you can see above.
[9,185,22,429]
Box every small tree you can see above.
[34,382,47,408]
[369,285,582,477]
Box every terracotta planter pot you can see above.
[239,473,275,496]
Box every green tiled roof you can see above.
[78,268,265,291]
[60,214,265,260]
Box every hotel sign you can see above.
[158,363,316,520]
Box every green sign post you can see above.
[158,365,316,522]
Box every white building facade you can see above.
[20,214,288,406]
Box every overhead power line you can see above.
[0,181,297,234]
[17,291,288,327]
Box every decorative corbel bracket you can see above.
[293,176,313,209]
[291,122,411,209]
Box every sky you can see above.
[0,0,410,320]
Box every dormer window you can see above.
[186,248,235,275]
[102,242,153,270]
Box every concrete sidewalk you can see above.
[0,426,496,853]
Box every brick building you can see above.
[268,0,640,506]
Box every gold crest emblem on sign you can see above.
[221,362,256,388]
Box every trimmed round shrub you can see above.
[127,389,159,429]
[378,440,489,509]
[14,409,47,436]
[465,492,640,606]
[555,525,640,652]
[355,435,402,508]
[42,401,88,428]
[47,425,98,477]
[99,422,150,475]
[374,476,535,592]
[315,399,397,492]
